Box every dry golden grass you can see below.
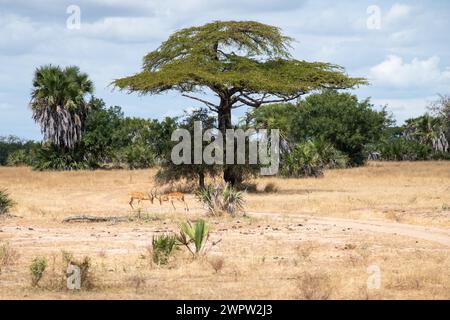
[0,161,449,299]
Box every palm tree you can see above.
[30,65,94,150]
[405,114,449,152]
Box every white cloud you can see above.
[385,3,412,27]
[369,55,450,88]
[372,97,434,124]
[79,16,173,42]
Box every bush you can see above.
[252,91,392,166]
[176,219,210,257]
[32,143,91,171]
[196,184,245,216]
[0,189,15,215]
[151,234,178,265]
[0,136,37,166]
[6,149,34,166]
[281,140,349,178]
[374,138,435,161]
[293,90,392,165]
[30,256,48,287]
[114,145,156,169]
[156,108,220,188]
[296,272,333,300]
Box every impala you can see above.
[157,191,189,212]
[128,188,157,209]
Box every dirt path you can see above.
[250,212,450,247]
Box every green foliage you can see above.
[24,98,177,170]
[0,136,37,166]
[0,189,15,215]
[6,149,33,166]
[156,108,220,188]
[251,91,391,167]
[281,141,323,178]
[196,184,245,216]
[32,143,91,171]
[151,234,178,265]
[82,101,176,169]
[281,140,348,178]
[292,90,392,165]
[114,21,366,185]
[371,137,447,161]
[176,220,210,256]
[114,21,365,98]
[368,104,450,161]
[251,103,298,142]
[81,99,124,165]
[30,256,48,287]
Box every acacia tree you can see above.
[114,21,366,184]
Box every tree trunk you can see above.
[217,97,238,186]
[198,171,205,189]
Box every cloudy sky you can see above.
[1,0,449,140]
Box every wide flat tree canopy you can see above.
[114,21,366,109]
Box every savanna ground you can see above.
[0,161,449,299]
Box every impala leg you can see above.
[171,200,176,211]
[129,198,134,209]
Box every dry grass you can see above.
[0,162,449,299]
[247,161,450,228]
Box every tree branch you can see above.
[182,94,219,112]
[234,92,304,108]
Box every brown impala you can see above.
[128,188,157,209]
[157,191,189,212]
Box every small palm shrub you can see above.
[281,141,324,177]
[314,139,349,169]
[373,138,442,161]
[151,234,178,265]
[176,219,210,257]
[0,189,15,216]
[281,140,348,178]
[32,143,91,171]
[196,184,245,216]
[30,256,48,287]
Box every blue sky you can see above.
[1,0,449,140]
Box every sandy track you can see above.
[250,212,450,246]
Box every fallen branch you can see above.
[62,215,129,223]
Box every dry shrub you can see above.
[296,241,316,261]
[209,256,225,273]
[263,183,278,193]
[356,243,371,264]
[45,251,96,291]
[128,274,146,292]
[385,211,404,222]
[296,272,334,300]
[0,241,19,273]
[237,183,258,193]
